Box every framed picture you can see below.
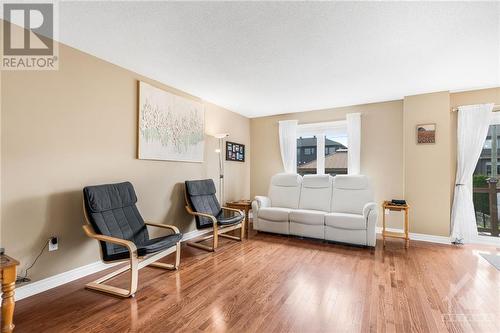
[226,141,245,162]
[416,123,436,144]
[138,81,205,162]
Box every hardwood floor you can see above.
[13,228,500,333]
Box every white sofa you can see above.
[252,173,378,247]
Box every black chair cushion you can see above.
[216,212,244,225]
[83,182,181,262]
[185,179,243,229]
[185,179,222,229]
[104,233,183,261]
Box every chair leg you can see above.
[85,258,138,298]
[186,224,243,252]
[240,218,246,240]
[213,224,219,250]
[187,240,214,252]
[175,241,181,268]
[148,241,182,270]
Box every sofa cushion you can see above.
[299,175,333,211]
[325,212,366,230]
[334,175,370,190]
[289,209,326,225]
[331,175,373,214]
[268,173,302,209]
[258,207,290,222]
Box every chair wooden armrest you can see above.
[82,224,138,255]
[185,205,218,224]
[145,222,180,234]
[184,180,246,252]
[221,207,244,216]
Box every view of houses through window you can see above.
[296,135,348,176]
[473,123,500,237]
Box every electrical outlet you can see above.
[384,208,390,215]
[48,237,58,251]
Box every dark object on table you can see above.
[391,199,407,206]
[184,179,245,251]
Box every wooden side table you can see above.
[1,254,19,333]
[382,201,410,248]
[225,200,252,238]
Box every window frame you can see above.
[297,120,348,175]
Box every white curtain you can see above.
[451,103,494,244]
[347,113,361,175]
[278,120,298,173]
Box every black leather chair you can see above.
[184,179,245,251]
[82,181,182,297]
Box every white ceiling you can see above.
[58,1,500,118]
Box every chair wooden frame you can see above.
[82,201,181,298]
[184,190,245,252]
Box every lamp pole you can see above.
[218,137,225,204]
[213,133,229,204]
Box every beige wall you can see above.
[403,92,451,236]
[250,100,405,228]
[1,43,250,282]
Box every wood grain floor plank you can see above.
[12,226,500,333]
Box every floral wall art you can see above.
[138,81,205,162]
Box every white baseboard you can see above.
[376,227,451,245]
[14,260,120,301]
[11,228,204,302]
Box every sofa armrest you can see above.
[363,202,377,219]
[251,196,270,230]
[254,196,271,209]
[363,202,378,247]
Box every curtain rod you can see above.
[451,104,500,112]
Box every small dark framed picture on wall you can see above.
[416,123,436,144]
[226,141,245,162]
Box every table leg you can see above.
[245,208,250,238]
[382,206,386,247]
[404,209,409,249]
[1,266,16,333]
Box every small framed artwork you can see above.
[226,141,245,162]
[416,123,436,144]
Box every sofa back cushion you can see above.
[299,174,333,211]
[269,173,302,209]
[331,175,373,214]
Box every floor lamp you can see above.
[213,133,229,204]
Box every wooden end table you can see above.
[382,201,410,248]
[225,200,252,238]
[1,254,19,333]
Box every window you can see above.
[297,136,317,175]
[325,134,348,176]
[473,121,500,237]
[296,121,348,176]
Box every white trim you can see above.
[14,261,120,301]
[376,227,451,245]
[9,229,204,302]
[297,120,347,137]
[473,235,500,246]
